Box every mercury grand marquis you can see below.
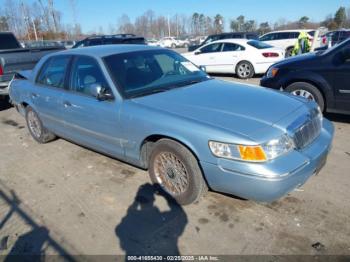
[9,45,334,205]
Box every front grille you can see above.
[292,110,322,149]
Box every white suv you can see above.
[159,37,179,48]
[260,30,319,57]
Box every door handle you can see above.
[63,101,72,107]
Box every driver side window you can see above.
[200,43,223,54]
[69,56,111,97]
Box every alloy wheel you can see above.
[238,63,252,78]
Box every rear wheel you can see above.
[148,139,207,205]
[25,106,56,143]
[285,82,325,112]
[236,61,255,79]
[285,47,294,57]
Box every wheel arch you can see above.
[283,78,333,109]
[139,134,201,170]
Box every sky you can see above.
[14,0,350,33]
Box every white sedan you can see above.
[183,39,284,79]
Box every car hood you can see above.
[132,79,305,139]
[273,52,317,67]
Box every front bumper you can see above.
[200,119,334,202]
[260,76,281,90]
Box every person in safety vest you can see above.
[292,31,311,56]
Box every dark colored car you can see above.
[188,32,259,51]
[316,30,350,51]
[260,38,350,114]
[0,32,64,97]
[73,34,146,48]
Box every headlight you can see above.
[209,135,294,162]
[266,67,279,78]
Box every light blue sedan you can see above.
[9,45,334,205]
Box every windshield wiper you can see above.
[129,87,171,98]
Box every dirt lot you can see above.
[0,75,350,258]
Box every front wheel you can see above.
[148,139,207,205]
[235,61,255,79]
[285,82,325,112]
[25,106,56,143]
[285,47,294,57]
[171,43,176,49]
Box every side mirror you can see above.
[199,65,206,72]
[194,50,201,55]
[90,83,114,101]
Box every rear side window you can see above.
[69,56,110,97]
[276,32,291,40]
[0,33,21,49]
[222,43,245,51]
[247,40,273,49]
[260,33,276,41]
[247,34,259,40]
[87,39,103,46]
[37,56,70,88]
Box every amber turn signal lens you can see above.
[238,145,267,162]
[271,68,279,78]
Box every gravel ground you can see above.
[0,73,349,259]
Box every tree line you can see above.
[0,1,349,41]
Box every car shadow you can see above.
[209,73,263,81]
[325,112,350,124]
[0,182,75,261]
[115,183,188,256]
[0,97,12,111]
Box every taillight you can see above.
[322,37,327,44]
[0,65,3,76]
[262,52,279,58]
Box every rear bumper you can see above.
[0,82,9,96]
[200,119,334,202]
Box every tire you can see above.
[285,82,325,112]
[148,139,208,205]
[171,43,176,49]
[25,106,56,143]
[235,61,255,79]
[285,47,293,58]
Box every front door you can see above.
[61,55,124,158]
[332,48,350,112]
[193,42,223,72]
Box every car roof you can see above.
[51,44,163,58]
[266,29,314,33]
[209,39,250,44]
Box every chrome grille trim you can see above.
[292,109,322,149]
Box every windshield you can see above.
[104,49,210,98]
[247,40,273,49]
[318,38,350,56]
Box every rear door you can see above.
[61,55,124,157]
[31,55,71,135]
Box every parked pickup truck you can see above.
[0,32,65,97]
